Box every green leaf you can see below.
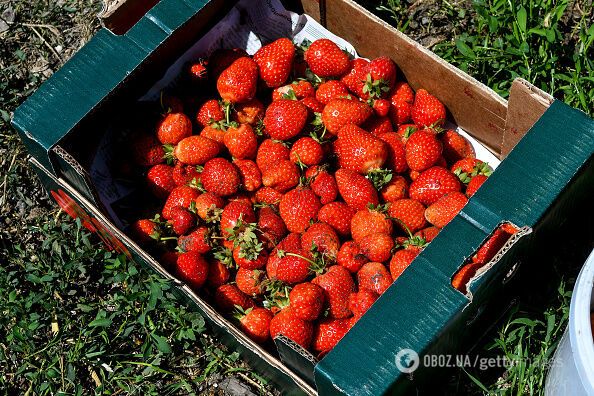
[151,334,172,354]
[517,6,527,34]
[89,318,112,328]
[455,39,476,59]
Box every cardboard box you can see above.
[13,0,594,394]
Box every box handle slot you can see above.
[99,0,161,35]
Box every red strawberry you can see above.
[405,129,443,171]
[171,135,221,165]
[132,135,165,167]
[253,38,295,88]
[316,80,350,104]
[261,160,300,193]
[289,282,325,321]
[466,174,488,197]
[256,139,290,172]
[178,227,211,253]
[450,158,490,175]
[201,158,241,197]
[425,191,468,228]
[441,129,475,163]
[176,252,209,290]
[254,186,283,206]
[147,164,176,199]
[162,185,200,219]
[341,58,370,98]
[269,308,314,349]
[168,206,196,235]
[321,98,373,135]
[396,123,419,144]
[389,248,420,280]
[357,261,393,295]
[389,81,414,126]
[301,222,340,260]
[220,201,256,238]
[350,206,393,242]
[272,80,315,101]
[411,89,446,128]
[188,60,208,83]
[192,192,225,221]
[196,99,224,128]
[301,96,325,113]
[234,159,262,192]
[233,246,269,270]
[337,240,368,273]
[363,116,393,135]
[312,317,351,356]
[216,57,258,103]
[235,268,265,296]
[378,132,408,173]
[263,99,308,141]
[200,124,226,145]
[473,228,514,265]
[279,187,322,233]
[223,124,258,159]
[359,233,394,262]
[304,39,350,78]
[208,48,248,79]
[317,202,356,238]
[335,169,379,211]
[348,290,378,319]
[380,175,408,202]
[414,226,441,243]
[451,261,482,294]
[387,198,427,234]
[172,163,201,186]
[207,259,230,288]
[312,265,356,319]
[156,112,192,144]
[266,233,302,279]
[290,137,323,167]
[233,98,265,125]
[238,307,273,344]
[367,56,397,95]
[334,124,388,174]
[275,250,311,285]
[306,166,338,205]
[409,166,462,206]
[258,206,287,248]
[132,219,160,244]
[215,284,255,313]
[372,99,390,117]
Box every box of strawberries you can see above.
[13,0,594,394]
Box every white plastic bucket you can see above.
[545,248,594,395]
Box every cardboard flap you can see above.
[274,335,318,388]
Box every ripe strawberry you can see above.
[156,112,192,144]
[147,164,176,199]
[451,261,482,294]
[301,222,340,260]
[290,137,323,167]
[233,98,265,125]
[312,318,351,356]
[188,60,208,83]
[192,192,225,221]
[162,185,200,219]
[176,251,209,290]
[317,202,356,238]
[200,124,226,145]
[396,123,418,144]
[223,124,258,159]
[466,174,488,197]
[316,80,349,105]
[387,198,427,234]
[389,248,420,281]
[350,206,393,242]
[312,265,356,319]
[132,135,165,167]
[378,132,408,173]
[380,175,408,203]
[209,48,248,79]
[168,206,196,235]
[237,307,273,344]
[201,158,241,197]
[263,99,308,141]
[301,96,325,114]
[337,240,368,273]
[269,308,314,349]
[228,194,252,206]
[215,284,255,313]
[178,227,211,253]
[275,250,311,284]
[235,268,265,296]
[335,169,379,211]
[261,160,300,193]
[306,166,338,204]
[196,99,224,128]
[414,226,440,243]
[258,206,287,248]
[289,282,325,321]
[217,57,258,103]
[266,233,302,278]
[233,159,262,192]
[367,56,397,94]
[409,166,462,206]
[304,39,350,78]
[334,124,388,174]
[272,80,315,101]
[389,81,414,125]
[279,187,322,233]
[254,186,283,206]
[171,135,221,165]
[359,233,394,262]
[233,246,269,270]
[256,139,290,172]
[220,201,256,238]
[441,129,475,163]
[341,58,370,98]
[405,129,443,171]
[348,290,378,319]
[450,158,491,176]
[207,259,230,288]
[425,191,468,228]
[357,261,393,295]
[411,89,446,128]
[363,116,393,135]
[253,37,295,88]
[372,99,390,117]
[321,98,373,135]
[473,228,513,265]
[172,162,201,186]
[132,219,160,244]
